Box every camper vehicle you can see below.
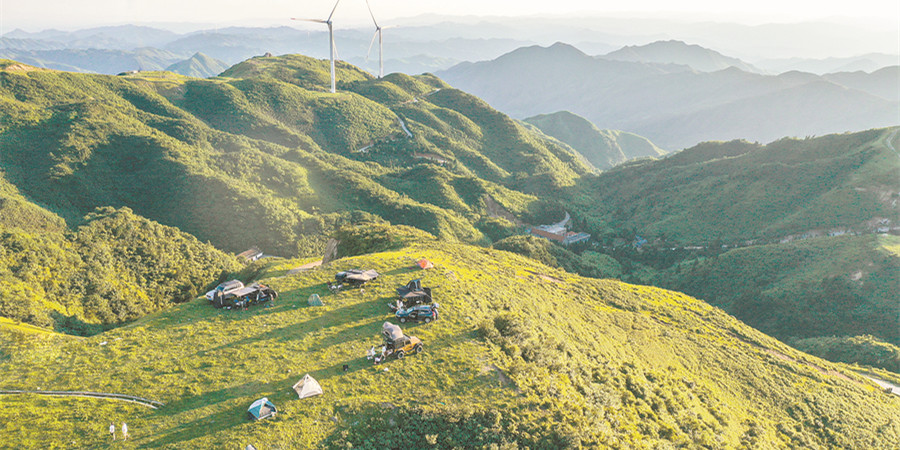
[213,282,277,309]
[395,303,439,323]
[205,279,244,301]
[395,279,433,308]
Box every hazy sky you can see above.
[3,0,899,31]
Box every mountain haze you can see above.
[438,43,899,150]
[164,52,229,78]
[602,40,762,73]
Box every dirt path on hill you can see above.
[482,195,524,226]
[763,349,854,382]
[288,259,323,275]
[884,128,900,160]
[0,390,164,409]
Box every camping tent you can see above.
[247,397,277,420]
[292,374,324,399]
[308,294,323,306]
[416,258,434,270]
[337,269,380,283]
[382,321,404,342]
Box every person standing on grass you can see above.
[122,422,129,440]
[109,423,116,441]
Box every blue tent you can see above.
[247,397,277,421]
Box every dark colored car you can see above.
[395,303,439,323]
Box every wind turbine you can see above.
[365,0,389,79]
[292,0,341,93]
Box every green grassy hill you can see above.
[1,55,896,382]
[525,110,665,169]
[652,234,900,347]
[0,234,897,448]
[0,206,241,335]
[0,56,589,331]
[569,128,899,243]
[0,56,588,259]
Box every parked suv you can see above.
[395,303,439,323]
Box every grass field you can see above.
[1,239,897,448]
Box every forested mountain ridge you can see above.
[0,56,588,258]
[568,129,899,243]
[525,110,665,169]
[0,55,589,332]
[0,56,896,367]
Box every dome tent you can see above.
[308,294,323,306]
[292,374,324,399]
[247,397,277,421]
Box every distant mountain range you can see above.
[524,111,665,169]
[755,53,900,75]
[164,52,229,78]
[600,40,762,73]
[2,22,896,77]
[0,25,531,76]
[438,43,899,149]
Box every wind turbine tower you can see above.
[365,0,384,78]
[292,0,342,93]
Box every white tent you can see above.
[308,294,323,306]
[292,374,324,399]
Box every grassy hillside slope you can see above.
[570,128,899,243]
[0,236,897,448]
[0,207,241,335]
[653,234,900,346]
[0,57,587,258]
[525,111,665,168]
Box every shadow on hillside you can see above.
[140,403,247,448]
[382,266,421,278]
[155,381,267,418]
[195,301,383,358]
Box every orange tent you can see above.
[416,258,434,270]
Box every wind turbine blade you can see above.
[291,18,327,24]
[365,0,380,28]
[327,0,342,22]
[366,30,378,61]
